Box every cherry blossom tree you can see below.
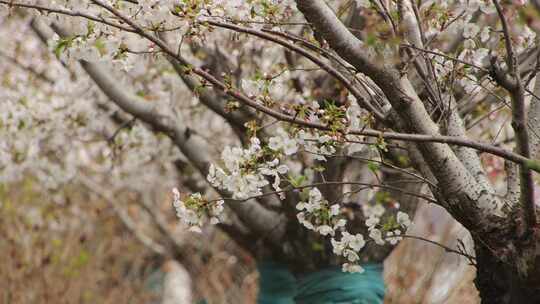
[1,0,540,302]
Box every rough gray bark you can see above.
[294,1,540,302]
[530,69,540,159]
[295,0,502,231]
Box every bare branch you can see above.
[530,49,540,159]
[295,0,390,83]
[215,181,439,205]
[493,0,536,232]
[204,20,385,120]
[0,1,134,32]
[398,0,423,48]
[166,54,255,134]
[443,102,495,195]
[399,235,476,265]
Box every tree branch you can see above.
[204,20,385,120]
[493,0,536,232]
[80,0,536,235]
[31,18,285,246]
[215,181,439,205]
[295,0,391,84]
[77,57,285,244]
[0,1,134,32]
[85,0,540,174]
[400,235,476,265]
[529,48,540,160]
[295,0,507,233]
[158,31,256,135]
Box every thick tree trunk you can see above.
[473,227,540,303]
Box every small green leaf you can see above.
[86,21,95,37]
[313,165,325,172]
[526,160,540,173]
[54,37,73,58]
[288,175,306,188]
[93,38,107,56]
[375,135,388,152]
[367,161,380,172]
[311,241,324,251]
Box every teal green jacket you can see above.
[257,262,385,304]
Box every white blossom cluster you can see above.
[363,201,412,246]
[331,232,367,273]
[203,117,415,272]
[296,187,371,273]
[207,136,291,200]
[296,188,347,236]
[172,188,224,232]
[47,27,141,72]
[363,204,387,246]
[297,130,337,161]
[268,128,299,156]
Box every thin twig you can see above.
[0,1,135,32]
[401,235,476,265]
[213,181,439,204]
